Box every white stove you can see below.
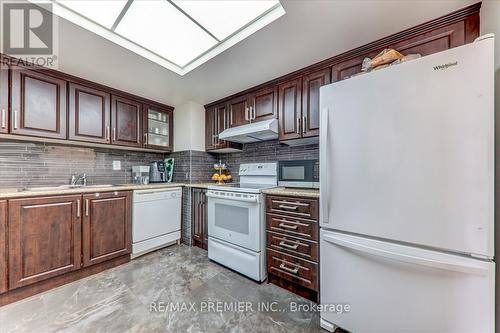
[207,163,277,282]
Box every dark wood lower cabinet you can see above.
[266,195,319,302]
[191,188,208,250]
[0,191,132,305]
[0,201,7,293]
[8,195,82,290]
[83,191,132,267]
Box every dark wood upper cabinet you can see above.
[68,83,111,144]
[205,3,479,144]
[205,103,242,152]
[8,195,82,290]
[249,86,277,122]
[111,95,142,147]
[82,191,131,267]
[0,200,6,294]
[214,104,229,148]
[228,95,250,127]
[302,68,329,138]
[278,78,302,141]
[205,106,216,151]
[143,104,173,151]
[331,21,472,83]
[0,64,8,134]
[11,68,67,139]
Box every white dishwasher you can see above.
[132,187,182,258]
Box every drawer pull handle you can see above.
[76,200,81,218]
[278,204,298,210]
[279,223,298,230]
[1,109,5,128]
[279,263,299,274]
[279,240,299,250]
[85,199,89,217]
[273,200,309,207]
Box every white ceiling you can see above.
[55,0,477,108]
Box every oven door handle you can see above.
[206,192,259,203]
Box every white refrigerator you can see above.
[319,35,495,333]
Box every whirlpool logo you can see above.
[433,61,458,71]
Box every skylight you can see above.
[48,0,285,75]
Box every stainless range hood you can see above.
[218,119,278,144]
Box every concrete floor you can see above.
[0,245,323,333]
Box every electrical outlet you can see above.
[112,160,121,170]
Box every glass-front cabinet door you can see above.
[143,104,173,151]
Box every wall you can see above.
[0,141,164,189]
[480,1,500,331]
[168,150,218,184]
[173,101,205,152]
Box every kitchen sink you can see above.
[24,184,115,192]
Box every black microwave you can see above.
[278,159,319,189]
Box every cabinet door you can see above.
[250,86,277,122]
[205,107,216,150]
[0,200,6,293]
[69,83,111,144]
[144,105,173,151]
[302,68,330,138]
[228,95,250,127]
[82,191,131,267]
[8,195,82,290]
[214,104,230,148]
[11,68,67,139]
[191,189,204,249]
[0,64,8,134]
[278,78,302,141]
[111,95,142,147]
[192,189,208,250]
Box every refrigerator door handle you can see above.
[323,233,489,276]
[320,107,330,225]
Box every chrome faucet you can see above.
[70,173,87,186]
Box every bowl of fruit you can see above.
[212,173,232,184]
[212,160,232,184]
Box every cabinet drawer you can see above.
[267,248,318,291]
[267,214,318,241]
[266,196,318,220]
[267,231,318,262]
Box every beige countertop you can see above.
[262,187,320,199]
[0,183,187,199]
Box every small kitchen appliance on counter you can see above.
[132,166,150,184]
[278,159,319,188]
[207,162,277,282]
[149,161,167,183]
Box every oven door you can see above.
[207,191,262,252]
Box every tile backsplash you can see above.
[0,141,165,189]
[214,140,319,182]
[0,139,318,189]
